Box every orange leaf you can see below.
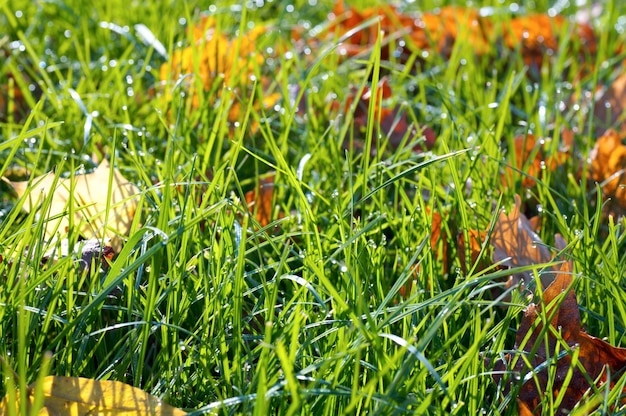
[594,75,626,138]
[340,78,435,155]
[245,173,277,228]
[492,231,626,413]
[503,14,596,70]
[503,134,570,188]
[490,195,563,290]
[457,229,487,275]
[590,129,626,210]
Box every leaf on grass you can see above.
[502,14,596,70]
[590,129,626,212]
[0,376,186,415]
[159,17,279,128]
[593,73,626,137]
[399,210,445,298]
[503,133,571,188]
[493,259,626,413]
[325,3,490,61]
[490,195,564,290]
[245,173,277,228]
[457,229,488,275]
[2,160,138,251]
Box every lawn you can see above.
[2,0,626,414]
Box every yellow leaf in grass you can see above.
[2,160,138,251]
[0,376,187,415]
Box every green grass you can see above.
[2,0,626,414]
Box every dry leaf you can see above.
[0,376,186,415]
[399,210,446,298]
[502,14,596,70]
[457,229,488,275]
[590,129,626,212]
[494,259,626,413]
[3,160,138,251]
[159,17,278,128]
[490,195,564,289]
[245,173,277,227]
[503,134,570,188]
[593,74,626,137]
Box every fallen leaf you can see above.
[325,3,490,62]
[503,133,571,188]
[159,17,278,128]
[493,256,626,413]
[490,195,565,290]
[2,160,138,251]
[457,229,488,275]
[0,376,186,415]
[590,129,626,212]
[245,173,277,227]
[399,210,446,298]
[593,74,626,137]
[502,14,596,71]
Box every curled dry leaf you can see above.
[2,160,138,251]
[0,376,186,415]
[590,129,626,212]
[493,259,626,413]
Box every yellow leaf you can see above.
[2,160,138,251]
[0,376,187,415]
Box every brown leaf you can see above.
[493,244,626,413]
[490,195,562,289]
[502,14,596,71]
[2,160,138,251]
[0,376,186,415]
[503,134,570,189]
[457,229,488,275]
[590,129,626,213]
[245,173,277,228]
[593,74,626,137]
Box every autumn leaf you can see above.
[162,16,264,93]
[493,258,626,413]
[2,160,138,251]
[245,172,277,228]
[0,376,186,415]
[490,195,565,290]
[159,17,278,128]
[399,209,446,298]
[457,229,488,275]
[502,13,596,71]
[593,75,626,138]
[503,133,571,188]
[325,3,489,63]
[590,129,626,213]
